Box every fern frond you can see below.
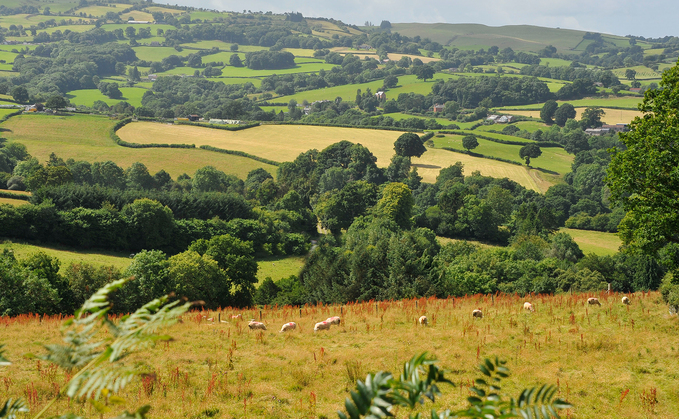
[0,398,29,419]
[0,344,10,366]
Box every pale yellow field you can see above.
[0,197,29,206]
[507,108,642,125]
[118,123,543,190]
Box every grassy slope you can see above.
[432,135,573,175]
[117,122,545,190]
[496,96,643,110]
[1,292,677,418]
[1,114,276,179]
[0,240,132,271]
[0,197,29,206]
[561,228,622,256]
[390,23,588,52]
[505,108,643,125]
[67,87,147,108]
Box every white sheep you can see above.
[418,315,428,326]
[523,302,534,312]
[248,319,267,330]
[279,322,297,333]
[325,316,341,326]
[587,297,601,306]
[472,309,483,319]
[314,321,331,332]
[622,296,631,305]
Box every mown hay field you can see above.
[0,197,29,206]
[1,292,677,418]
[496,96,643,110]
[118,122,545,190]
[1,114,276,179]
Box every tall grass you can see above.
[1,292,677,418]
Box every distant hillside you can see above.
[390,23,636,53]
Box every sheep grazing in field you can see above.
[325,316,341,326]
[231,314,243,320]
[314,321,331,332]
[472,309,483,319]
[587,297,601,306]
[248,319,267,330]
[523,302,534,312]
[418,315,428,326]
[279,322,297,333]
[622,296,631,305]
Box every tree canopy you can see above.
[393,132,426,158]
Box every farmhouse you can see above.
[602,123,629,133]
[432,104,444,113]
[375,91,386,100]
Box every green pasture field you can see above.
[0,44,37,52]
[180,41,266,52]
[432,135,573,175]
[390,23,587,52]
[0,14,64,27]
[275,74,452,104]
[157,66,199,76]
[282,48,317,57]
[560,228,622,256]
[144,6,184,15]
[189,10,227,21]
[539,57,576,67]
[611,65,662,80]
[4,290,677,418]
[0,50,18,64]
[67,87,147,108]
[39,24,96,34]
[1,114,276,179]
[0,108,21,118]
[256,255,306,285]
[384,112,457,127]
[0,240,132,272]
[210,62,337,78]
[133,46,194,62]
[459,129,537,143]
[259,106,288,114]
[75,4,131,17]
[134,36,166,45]
[118,122,547,191]
[496,96,643,110]
[207,77,262,87]
[101,23,177,33]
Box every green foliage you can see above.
[540,100,558,124]
[462,135,479,152]
[375,183,414,230]
[338,354,571,419]
[518,143,542,166]
[579,107,605,129]
[553,103,575,127]
[394,132,427,158]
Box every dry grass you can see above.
[118,122,545,190]
[1,115,276,179]
[1,292,678,418]
[0,197,29,206]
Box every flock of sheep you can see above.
[236,296,632,333]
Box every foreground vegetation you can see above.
[1,291,676,418]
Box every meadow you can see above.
[1,114,276,179]
[117,122,547,190]
[560,228,622,256]
[0,240,132,271]
[431,135,574,175]
[67,87,147,108]
[1,291,677,418]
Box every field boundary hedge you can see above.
[266,121,423,132]
[438,146,560,175]
[0,190,30,201]
[198,145,280,166]
[0,110,24,124]
[110,118,196,149]
[437,130,563,148]
[174,121,261,131]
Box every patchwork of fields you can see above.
[117,122,546,190]
[1,115,277,178]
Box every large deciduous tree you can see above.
[519,143,542,166]
[608,59,679,311]
[462,134,479,152]
[540,100,558,124]
[580,106,605,129]
[393,132,426,159]
[553,102,576,126]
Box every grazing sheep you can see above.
[418,315,428,326]
[248,319,267,330]
[231,314,243,320]
[587,297,601,306]
[622,296,631,305]
[523,302,534,312]
[314,321,331,332]
[326,316,341,326]
[279,322,297,333]
[472,309,483,319]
